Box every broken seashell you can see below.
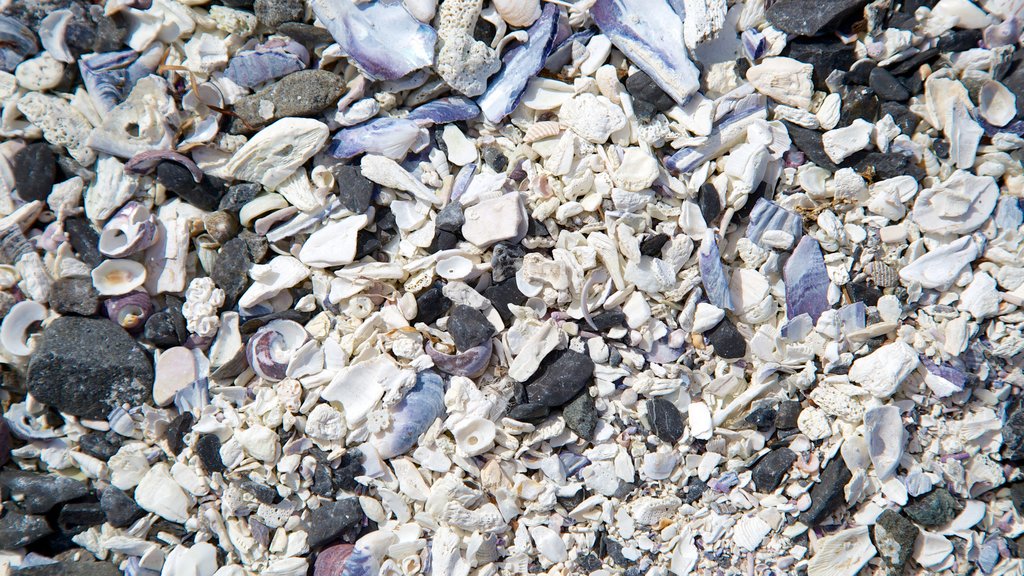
[0,300,46,357]
[154,346,203,406]
[494,0,541,27]
[452,416,496,457]
[426,340,492,378]
[91,259,147,296]
[529,525,567,563]
[978,80,1016,128]
[297,214,369,268]
[99,201,159,258]
[863,406,904,480]
[225,118,329,190]
[246,320,308,382]
[698,230,734,311]
[733,516,771,552]
[746,57,814,110]
[373,370,446,459]
[849,340,920,398]
[899,235,979,291]
[806,526,877,576]
[784,236,830,323]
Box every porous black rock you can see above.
[143,311,186,348]
[799,457,852,525]
[751,448,797,492]
[232,70,346,132]
[211,238,252,306]
[491,242,524,283]
[100,486,145,528]
[0,511,52,549]
[874,509,920,572]
[49,277,100,317]
[564,391,598,441]
[524,349,595,408]
[904,488,962,527]
[414,282,451,325]
[645,398,685,444]
[195,434,226,474]
[706,317,746,359]
[766,0,868,36]
[483,277,527,325]
[13,142,56,202]
[27,317,153,420]
[305,498,365,549]
[448,305,495,351]
[0,471,89,514]
[869,67,911,101]
[625,70,675,120]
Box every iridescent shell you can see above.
[425,340,492,378]
[783,236,830,323]
[372,370,446,459]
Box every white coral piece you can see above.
[182,277,226,338]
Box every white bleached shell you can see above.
[236,424,280,462]
[442,125,477,166]
[92,259,147,296]
[558,93,627,144]
[451,416,496,457]
[729,268,774,324]
[632,495,682,525]
[822,119,874,164]
[494,0,541,27]
[39,10,75,63]
[298,214,369,268]
[733,516,771,552]
[745,57,813,109]
[321,355,402,427]
[641,451,678,480]
[16,92,96,166]
[806,526,877,576]
[692,302,724,333]
[15,52,65,91]
[86,156,138,223]
[404,0,437,21]
[958,271,1001,320]
[611,148,659,192]
[848,340,920,398]
[528,526,567,563]
[154,346,202,406]
[360,154,438,205]
[521,78,574,111]
[238,255,310,308]
[863,405,905,480]
[798,407,831,440]
[305,404,346,442]
[435,255,475,281]
[978,80,1016,127]
[462,193,527,248]
[688,402,713,440]
[135,462,192,524]
[88,76,177,159]
[0,300,46,358]
[523,121,562,143]
[914,531,953,569]
[225,118,329,190]
[912,170,998,235]
[99,201,159,258]
[899,235,979,291]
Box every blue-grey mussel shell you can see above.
[783,236,830,323]
[0,15,38,72]
[373,370,446,459]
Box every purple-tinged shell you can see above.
[406,97,482,125]
[920,357,967,391]
[78,50,139,113]
[977,536,1003,574]
[310,0,436,81]
[224,39,309,88]
[741,28,768,61]
[645,337,684,364]
[0,15,38,73]
[558,451,590,477]
[783,236,830,323]
[104,290,153,333]
[374,370,446,459]
[98,201,160,258]
[590,0,700,105]
[245,319,309,382]
[328,117,423,160]
[710,471,739,493]
[450,163,477,203]
[125,150,203,182]
[994,196,1023,231]
[174,377,210,416]
[426,340,492,378]
[698,230,734,311]
[983,17,1020,48]
[544,28,597,72]
[665,96,767,173]
[477,4,560,123]
[836,302,866,334]
[745,198,803,249]
[315,544,355,576]
[5,403,59,440]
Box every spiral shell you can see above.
[104,290,153,333]
[245,319,309,382]
[0,300,46,357]
[99,201,159,258]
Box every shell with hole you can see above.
[99,201,159,258]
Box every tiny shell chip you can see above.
[91,259,147,296]
[848,340,920,398]
[863,405,905,480]
[224,118,329,190]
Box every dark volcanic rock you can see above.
[211,238,252,306]
[335,164,374,214]
[143,310,187,348]
[697,183,722,225]
[525,349,595,408]
[0,511,52,549]
[49,277,100,316]
[219,182,261,213]
[100,486,145,528]
[854,152,924,180]
[447,305,495,351]
[254,0,304,27]
[165,412,194,456]
[62,218,102,267]
[706,317,746,359]
[640,233,670,257]
[156,161,221,212]
[490,242,524,283]
[1003,403,1024,461]
[0,471,89,514]
[483,277,528,325]
[904,488,962,527]
[414,282,451,325]
[625,70,675,120]
[766,0,869,36]
[28,317,153,420]
[564,391,598,441]
[436,201,465,233]
[841,86,880,125]
[798,457,852,526]
[13,142,57,202]
[645,398,685,444]
[57,502,106,531]
[751,448,797,492]
[869,67,911,101]
[77,432,121,461]
[874,509,919,573]
[787,39,856,90]
[775,401,802,429]
[305,498,365,549]
[195,434,226,474]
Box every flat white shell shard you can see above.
[154,346,201,406]
[0,300,46,357]
[848,340,920,398]
[559,93,627,144]
[958,271,1001,320]
[822,119,874,164]
[238,255,310,308]
[321,355,402,427]
[745,57,814,110]
[914,531,954,568]
[807,526,877,576]
[91,259,147,296]
[135,462,192,524]
[236,424,280,462]
[225,118,329,190]
[611,148,659,192]
[688,402,713,440]
[863,405,905,480]
[899,235,979,291]
[692,302,725,332]
[528,526,567,563]
[86,155,138,223]
[946,101,984,170]
[978,79,1016,127]
[298,214,369,268]
[360,154,439,205]
[462,193,527,248]
[17,92,96,166]
[911,170,999,235]
[733,516,771,552]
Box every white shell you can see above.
[692,302,724,333]
[611,148,659,192]
[631,495,682,525]
[523,121,563,143]
[822,119,874,164]
[236,424,280,462]
[91,259,147,296]
[733,516,771,552]
[745,57,813,109]
[154,346,202,406]
[321,355,403,427]
[913,531,953,568]
[238,256,310,309]
[806,526,877,576]
[451,416,496,457]
[86,156,138,223]
[848,340,920,398]
[38,10,75,63]
[0,300,46,357]
[435,255,475,281]
[225,118,329,190]
[461,193,527,248]
[134,462,192,524]
[863,405,905,480]
[528,525,567,563]
[305,404,346,442]
[641,451,678,480]
[912,170,999,235]
[688,402,713,440]
[798,407,832,440]
[559,93,627,144]
[493,0,541,27]
[978,80,1016,127]
[298,214,369,268]
[404,0,437,21]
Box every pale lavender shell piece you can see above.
[450,163,477,203]
[994,196,1022,231]
[741,29,767,61]
[124,150,203,182]
[665,95,767,173]
[224,40,308,88]
[336,546,379,576]
[328,117,422,159]
[310,0,436,81]
[78,50,139,112]
[314,544,354,576]
[375,370,446,459]
[837,302,866,333]
[174,377,210,416]
[920,357,967,391]
[783,236,830,323]
[426,340,492,378]
[698,230,734,311]
[745,198,803,248]
[0,16,38,72]
[544,28,597,72]
[104,290,153,332]
[476,4,561,123]
[406,96,481,125]
[590,0,700,105]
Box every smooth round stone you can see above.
[156,161,221,212]
[625,70,674,120]
[705,317,747,359]
[745,406,777,431]
[448,305,494,352]
[13,142,56,202]
[435,201,465,233]
[645,398,685,444]
[751,448,796,492]
[524,349,596,408]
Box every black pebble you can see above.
[784,121,841,171]
[937,28,983,52]
[640,233,670,257]
[524,349,595,408]
[305,498,365,549]
[57,502,106,531]
[933,138,950,159]
[436,202,465,233]
[799,457,852,526]
[165,413,194,456]
[677,477,707,504]
[563,391,598,441]
[589,310,626,332]
[786,40,856,90]
[156,161,221,212]
[13,143,56,202]
[429,229,459,252]
[239,480,278,504]
[447,305,495,351]
[854,152,924,180]
[840,86,880,125]
[195,434,226,474]
[745,406,777,431]
[697,182,722,224]
[705,317,746,359]
[751,448,797,492]
[414,282,451,325]
[100,486,145,528]
[577,554,602,572]
[62,218,103,267]
[625,70,675,120]
[506,402,550,422]
[49,277,100,317]
[335,165,374,214]
[0,511,52,549]
[869,67,911,101]
[645,398,685,444]
[353,230,381,260]
[77,432,122,461]
[482,147,508,172]
[775,400,802,429]
[211,238,252,306]
[765,0,869,36]
[483,277,527,325]
[491,242,524,283]
[0,471,88,515]
[847,281,882,307]
[844,59,877,86]
[144,311,186,348]
[332,450,365,492]
[880,101,920,135]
